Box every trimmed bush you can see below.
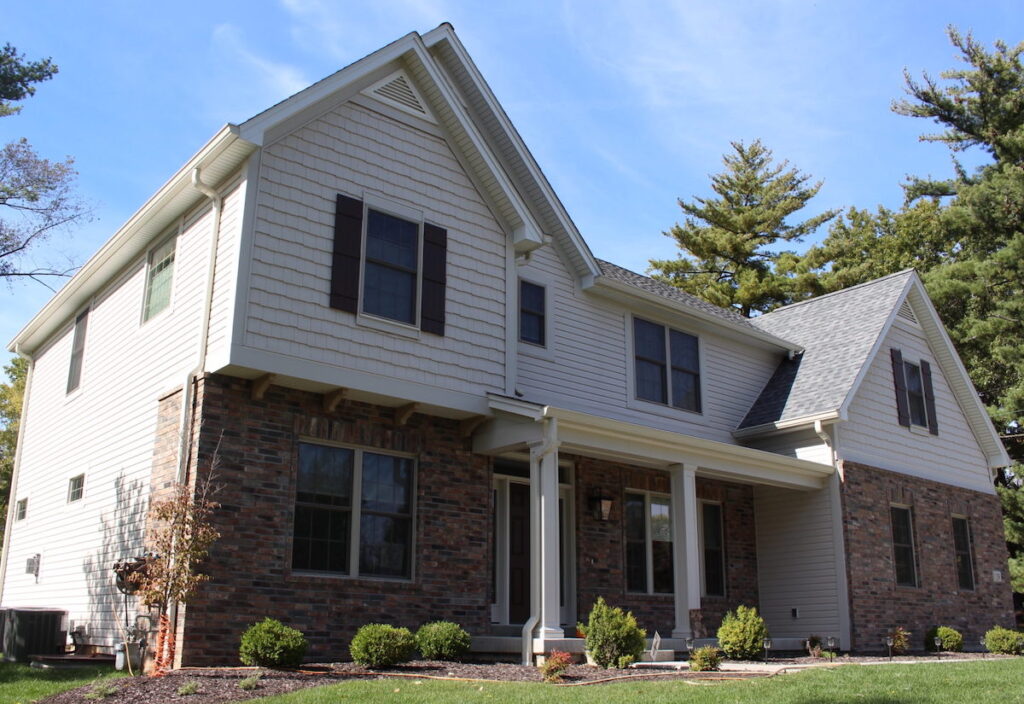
[716,605,769,660]
[924,626,963,652]
[349,624,416,668]
[984,626,1024,655]
[239,618,308,668]
[539,649,574,682]
[584,597,646,669]
[888,626,910,655]
[415,621,471,660]
[688,645,721,672]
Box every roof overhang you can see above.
[10,126,257,356]
[732,411,842,440]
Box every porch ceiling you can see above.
[476,396,833,491]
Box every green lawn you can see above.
[0,662,124,704]
[252,659,1024,704]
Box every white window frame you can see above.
[625,314,707,422]
[15,498,27,521]
[67,474,85,503]
[951,514,976,591]
[355,193,425,338]
[291,439,418,582]
[699,500,726,598]
[66,306,90,395]
[624,489,673,596]
[890,504,918,588]
[141,229,178,323]
[517,277,549,348]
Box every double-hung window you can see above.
[143,235,176,321]
[890,506,918,587]
[701,502,726,597]
[625,492,673,594]
[68,474,85,503]
[292,442,415,579]
[363,210,420,325]
[66,309,89,394]
[519,280,546,346]
[15,498,26,521]
[903,362,928,427]
[633,318,701,413]
[890,349,938,434]
[951,516,975,590]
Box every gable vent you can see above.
[363,71,436,123]
[898,300,918,324]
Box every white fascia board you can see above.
[422,25,601,281]
[731,411,842,439]
[10,126,256,355]
[486,393,545,420]
[586,277,801,354]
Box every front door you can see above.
[507,482,531,624]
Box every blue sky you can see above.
[3,0,1022,354]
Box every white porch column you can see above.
[530,419,563,640]
[670,463,701,639]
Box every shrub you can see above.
[924,626,963,652]
[984,626,1024,655]
[716,605,769,660]
[350,624,416,668]
[888,626,910,655]
[239,618,308,668]
[176,681,201,696]
[539,649,574,682]
[415,621,471,660]
[238,674,262,691]
[805,635,822,658]
[83,682,119,700]
[688,645,721,672]
[584,597,646,669]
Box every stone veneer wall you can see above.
[572,456,758,638]
[176,374,492,665]
[841,460,1014,651]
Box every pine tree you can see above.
[649,140,838,317]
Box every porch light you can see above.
[589,492,614,522]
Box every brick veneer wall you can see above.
[841,460,1014,651]
[175,374,492,666]
[573,457,758,638]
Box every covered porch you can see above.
[472,396,843,663]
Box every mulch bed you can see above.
[38,653,1000,704]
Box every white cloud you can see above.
[212,23,310,100]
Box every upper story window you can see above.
[633,317,701,413]
[890,348,938,434]
[142,235,176,322]
[951,516,975,591]
[330,194,447,336]
[66,309,89,394]
[624,491,673,594]
[292,441,415,579]
[701,502,726,597]
[68,474,85,503]
[890,505,918,587]
[15,498,26,521]
[519,280,546,346]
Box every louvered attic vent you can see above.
[898,300,918,324]
[363,71,436,123]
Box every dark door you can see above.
[508,482,531,624]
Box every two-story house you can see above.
[0,24,1014,667]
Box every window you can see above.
[952,516,975,590]
[890,506,918,587]
[68,474,85,503]
[890,349,938,434]
[903,362,928,427]
[363,210,420,325]
[15,498,26,521]
[701,502,726,597]
[66,309,89,393]
[633,318,701,413]
[292,442,414,579]
[143,235,176,321]
[625,492,673,594]
[519,280,545,346]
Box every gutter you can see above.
[522,417,558,666]
[0,346,35,606]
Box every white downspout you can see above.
[815,419,852,651]
[0,346,36,606]
[522,417,558,665]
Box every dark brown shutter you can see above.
[921,360,939,435]
[891,348,910,427]
[330,194,363,313]
[420,223,447,336]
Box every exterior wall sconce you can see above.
[589,492,614,521]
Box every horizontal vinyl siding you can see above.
[516,246,781,444]
[754,484,841,637]
[205,176,247,366]
[841,318,993,493]
[742,429,832,466]
[1,184,241,646]
[244,98,507,394]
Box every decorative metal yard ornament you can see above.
[763,637,772,663]
[827,636,837,662]
[980,637,986,657]
[650,631,661,662]
[886,635,894,662]
[934,635,942,657]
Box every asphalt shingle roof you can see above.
[739,270,915,429]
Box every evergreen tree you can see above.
[649,140,838,317]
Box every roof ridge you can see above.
[758,268,917,318]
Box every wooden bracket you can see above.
[322,388,347,412]
[251,374,276,401]
[394,403,418,426]
[459,415,489,438]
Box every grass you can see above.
[0,662,125,704]
[251,659,1024,704]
